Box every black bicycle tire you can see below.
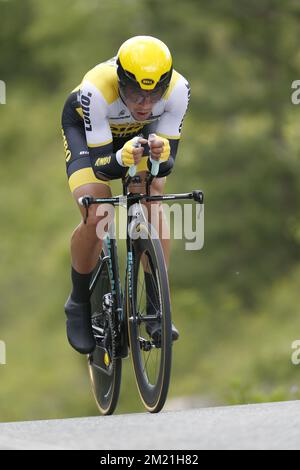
[127,222,172,413]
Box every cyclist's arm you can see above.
[148,77,191,176]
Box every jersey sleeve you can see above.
[156,76,191,140]
[80,80,113,149]
[147,76,190,177]
[80,79,125,176]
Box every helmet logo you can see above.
[141,78,155,86]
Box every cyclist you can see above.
[61,36,191,354]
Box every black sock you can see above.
[144,272,159,315]
[71,267,94,303]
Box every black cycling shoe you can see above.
[64,296,96,354]
[146,321,179,344]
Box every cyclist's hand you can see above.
[121,137,148,167]
[148,134,170,162]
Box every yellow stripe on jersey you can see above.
[69,168,111,193]
[164,70,181,101]
[87,138,113,148]
[156,131,181,140]
[82,63,119,105]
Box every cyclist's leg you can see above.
[71,182,113,275]
[62,120,114,276]
[69,181,115,353]
[67,181,114,354]
[62,114,115,353]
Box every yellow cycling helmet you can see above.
[117,36,173,92]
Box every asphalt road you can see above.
[0,400,300,450]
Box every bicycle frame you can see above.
[84,170,204,360]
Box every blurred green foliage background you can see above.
[1,0,300,421]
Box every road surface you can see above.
[0,400,299,450]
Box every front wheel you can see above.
[127,222,172,413]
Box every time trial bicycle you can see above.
[80,160,204,415]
